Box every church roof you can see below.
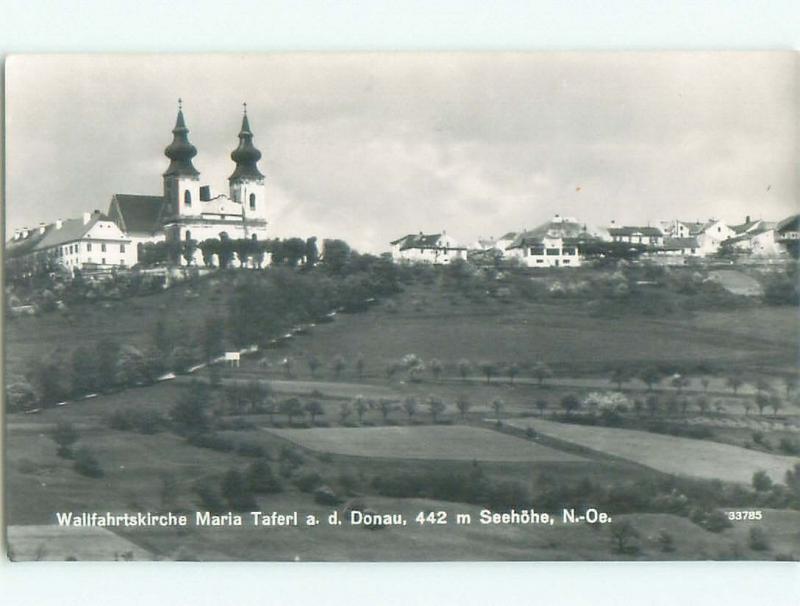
[108,194,165,235]
[163,106,200,177]
[229,111,265,181]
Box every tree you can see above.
[170,381,211,435]
[51,421,79,458]
[561,394,580,416]
[742,400,753,416]
[355,354,366,380]
[198,238,220,268]
[247,459,282,494]
[181,238,198,266]
[755,393,770,416]
[339,402,352,423]
[331,355,346,380]
[769,395,783,417]
[218,234,235,268]
[457,359,471,382]
[610,520,640,554]
[307,354,321,378]
[491,398,504,423]
[783,375,798,399]
[385,360,400,382]
[280,398,304,425]
[670,374,689,395]
[304,237,319,268]
[535,398,548,417]
[640,367,662,392]
[752,470,773,492]
[479,361,497,384]
[304,400,324,425]
[220,469,257,511]
[532,362,553,387]
[646,394,660,417]
[726,375,744,395]
[73,447,104,478]
[283,237,307,267]
[428,397,446,423]
[507,362,520,385]
[233,238,253,268]
[610,366,630,390]
[456,395,471,419]
[354,396,368,423]
[403,397,417,420]
[321,239,351,273]
[281,356,294,379]
[429,358,443,382]
[378,399,394,422]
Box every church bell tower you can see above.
[163,99,201,220]
[229,103,266,221]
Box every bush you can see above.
[246,459,282,494]
[187,432,235,452]
[220,469,258,512]
[194,482,227,514]
[778,438,800,456]
[752,470,773,492]
[748,527,771,551]
[293,470,323,493]
[73,447,104,478]
[657,530,676,553]
[313,485,341,505]
[690,508,732,533]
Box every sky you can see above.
[4,53,798,253]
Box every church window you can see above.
[87,243,92,252]
[185,230,192,241]
[249,193,256,210]
[101,243,107,252]
[120,244,125,253]
[184,190,192,207]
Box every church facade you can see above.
[108,103,270,265]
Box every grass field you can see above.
[264,425,585,462]
[505,418,800,484]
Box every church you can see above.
[7,102,270,273]
[108,102,270,264]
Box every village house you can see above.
[775,213,800,258]
[390,232,467,264]
[7,211,137,273]
[607,225,664,247]
[661,218,735,255]
[504,215,606,268]
[726,218,782,257]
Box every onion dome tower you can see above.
[163,99,201,219]
[229,103,266,218]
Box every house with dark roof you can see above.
[390,232,466,265]
[661,218,735,255]
[607,225,664,247]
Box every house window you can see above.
[102,258,106,265]
[690,248,696,254]
[101,243,107,252]
[563,259,571,265]
[536,259,544,264]
[87,243,92,252]
[184,190,192,207]
[249,193,256,210]
[546,248,560,256]
[531,246,544,255]
[562,247,576,255]
[120,244,125,253]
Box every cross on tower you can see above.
[243,101,247,115]
[178,97,183,110]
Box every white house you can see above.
[7,211,137,273]
[662,218,735,255]
[502,216,602,268]
[726,221,782,257]
[390,232,467,264]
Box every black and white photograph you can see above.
[3,52,799,563]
